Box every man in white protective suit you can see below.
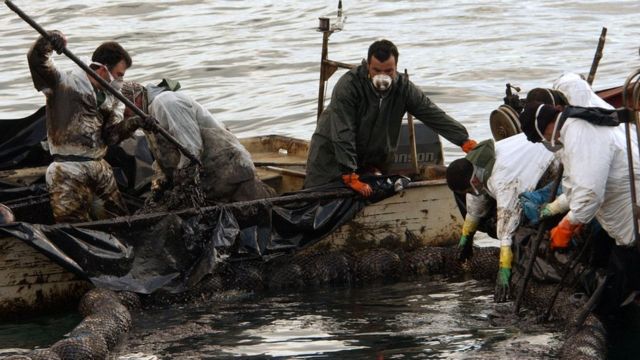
[537,72,622,219]
[445,134,556,302]
[520,91,640,316]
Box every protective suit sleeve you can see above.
[327,76,360,173]
[102,98,137,145]
[27,32,64,93]
[406,81,469,146]
[466,192,491,219]
[493,181,522,247]
[561,120,613,224]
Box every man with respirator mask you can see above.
[27,30,151,222]
[520,102,640,315]
[304,39,476,194]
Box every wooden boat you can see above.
[0,9,464,319]
[0,131,462,319]
[241,134,461,250]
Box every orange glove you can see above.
[461,139,478,153]
[342,173,373,197]
[549,217,582,250]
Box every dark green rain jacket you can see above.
[304,61,470,188]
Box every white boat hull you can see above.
[318,180,461,251]
[0,236,91,318]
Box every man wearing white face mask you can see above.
[27,30,147,222]
[520,102,640,314]
[305,39,476,193]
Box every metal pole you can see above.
[622,69,640,248]
[317,18,331,121]
[5,0,202,166]
[404,69,419,176]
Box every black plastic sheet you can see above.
[0,176,408,294]
[0,106,50,170]
[0,107,154,194]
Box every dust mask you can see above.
[372,74,393,92]
[91,61,123,91]
[534,106,564,153]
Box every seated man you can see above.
[121,81,274,208]
[446,134,556,302]
[305,39,476,195]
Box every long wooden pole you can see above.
[5,0,202,166]
[586,27,607,86]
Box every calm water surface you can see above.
[1,0,639,358]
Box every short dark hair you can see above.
[446,158,474,193]
[367,39,399,64]
[92,41,132,70]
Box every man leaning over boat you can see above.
[121,81,274,210]
[304,39,477,194]
[27,31,152,223]
[445,134,556,302]
[520,101,640,317]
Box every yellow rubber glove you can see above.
[498,245,513,270]
[459,216,479,247]
[494,245,513,303]
[458,216,479,262]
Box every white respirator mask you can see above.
[91,61,123,91]
[372,74,393,92]
[534,105,564,153]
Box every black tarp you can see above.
[0,106,49,170]
[0,176,408,294]
[0,107,155,195]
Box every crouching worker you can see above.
[446,134,556,302]
[520,102,640,316]
[28,31,147,223]
[121,81,274,209]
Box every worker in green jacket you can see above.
[304,39,477,194]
